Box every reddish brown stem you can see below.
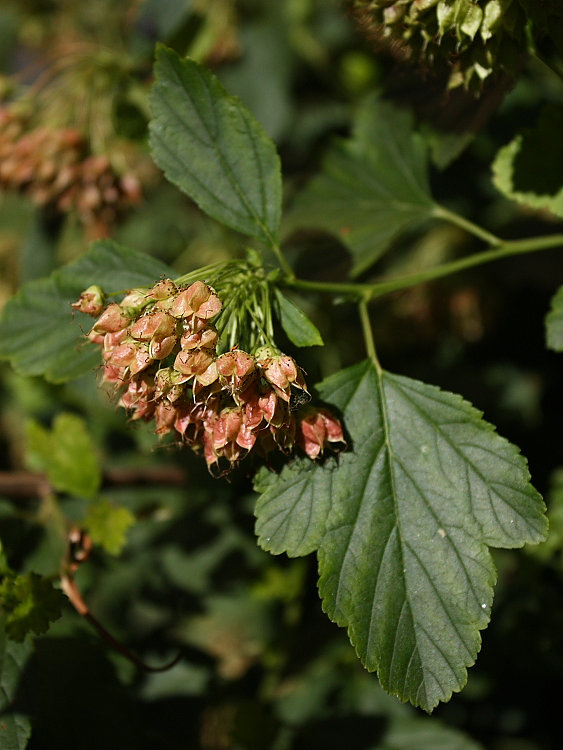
[0,471,51,499]
[0,466,187,499]
[61,571,181,673]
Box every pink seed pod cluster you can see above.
[0,106,141,237]
[74,279,345,472]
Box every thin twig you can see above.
[0,467,188,499]
[61,570,181,673]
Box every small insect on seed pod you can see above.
[254,345,309,404]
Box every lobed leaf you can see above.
[0,618,33,750]
[273,288,323,347]
[0,573,65,642]
[83,498,135,556]
[254,361,546,710]
[26,413,101,499]
[284,97,436,276]
[384,714,485,749]
[149,46,282,247]
[254,461,337,557]
[0,240,173,383]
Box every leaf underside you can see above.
[149,46,282,247]
[492,104,563,218]
[254,361,546,711]
[0,240,173,383]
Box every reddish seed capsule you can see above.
[174,348,215,377]
[120,374,156,420]
[171,281,222,320]
[180,326,218,351]
[148,279,177,301]
[255,347,308,403]
[216,350,256,393]
[91,303,129,334]
[108,341,137,368]
[195,360,219,387]
[149,334,177,360]
[129,342,152,374]
[88,330,105,346]
[103,329,128,353]
[71,285,106,317]
[102,363,127,384]
[213,407,243,450]
[154,400,177,434]
[297,408,345,459]
[236,422,257,450]
[130,311,176,341]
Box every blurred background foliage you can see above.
[0,0,562,748]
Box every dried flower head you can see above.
[74,276,344,474]
[0,105,141,236]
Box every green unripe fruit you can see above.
[351,0,529,93]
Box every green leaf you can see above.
[273,288,323,347]
[0,573,65,642]
[492,104,563,218]
[0,543,9,576]
[254,361,546,710]
[0,240,173,383]
[545,284,563,351]
[384,714,485,749]
[83,498,135,555]
[284,97,436,276]
[254,459,337,557]
[136,0,193,40]
[149,46,282,247]
[481,1,505,42]
[25,413,101,499]
[0,617,33,750]
[218,9,293,142]
[437,0,483,40]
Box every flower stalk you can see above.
[283,232,563,300]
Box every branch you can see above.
[61,570,181,672]
[0,466,188,499]
[283,233,563,300]
[62,528,180,673]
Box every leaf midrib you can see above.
[372,364,422,694]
